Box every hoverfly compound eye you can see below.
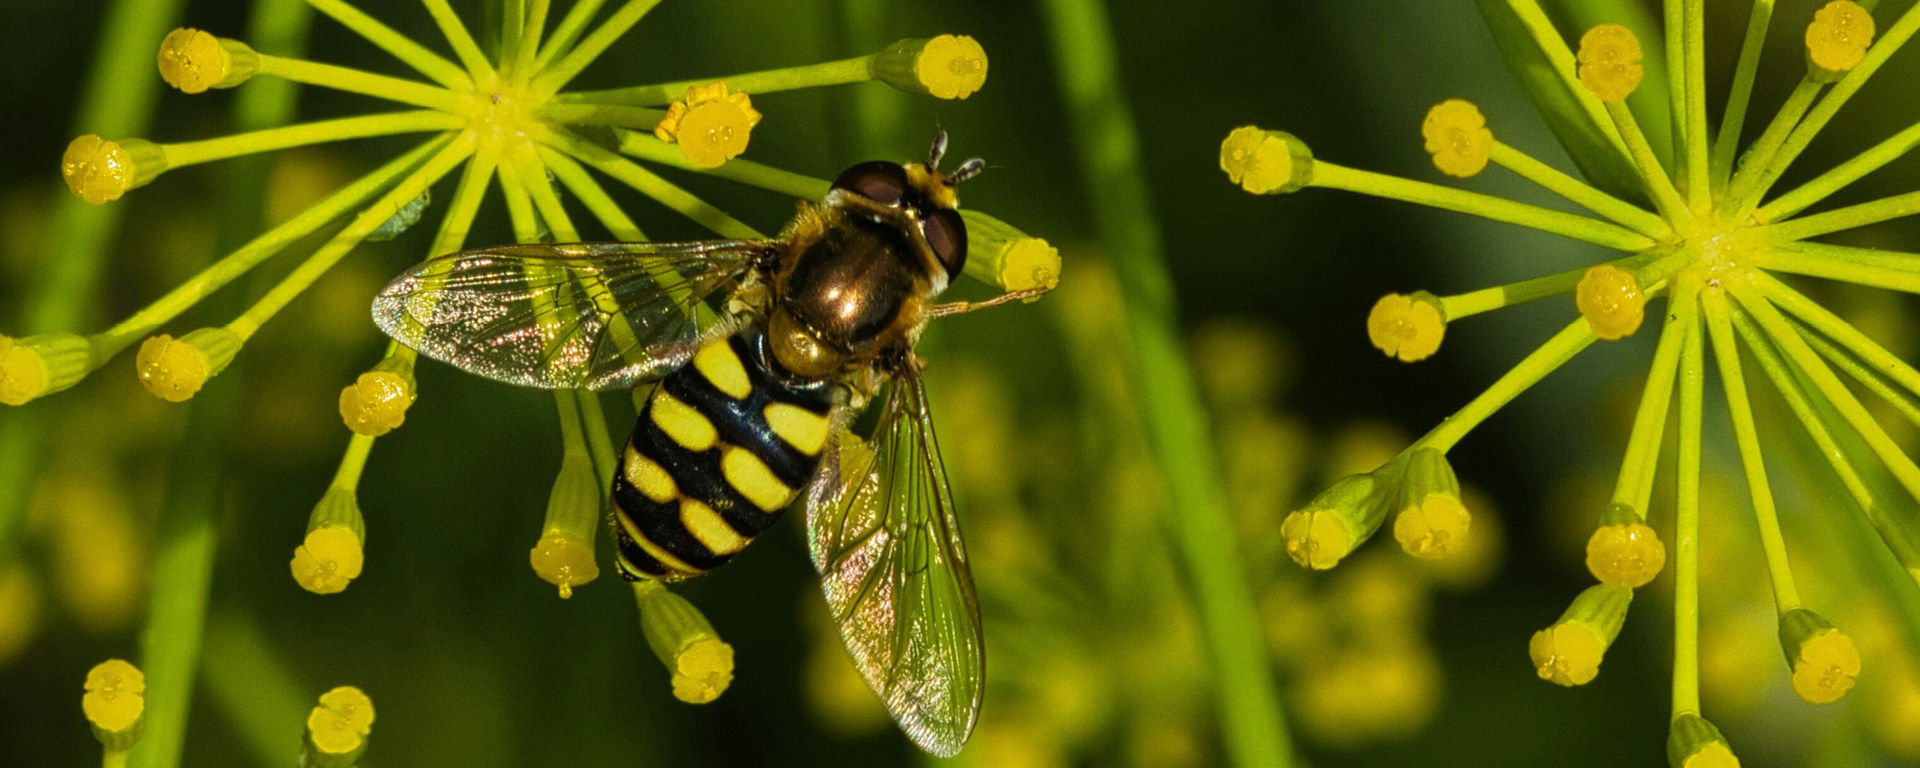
[922,208,968,278]
[832,161,910,206]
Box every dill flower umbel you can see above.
[1231,0,1920,759]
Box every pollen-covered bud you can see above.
[1577,25,1645,102]
[303,686,374,768]
[959,211,1061,295]
[635,581,735,704]
[82,659,146,752]
[291,488,366,595]
[61,135,168,204]
[157,28,259,93]
[1392,448,1471,559]
[1667,713,1741,768]
[1284,466,1401,571]
[135,328,241,402]
[1577,264,1646,340]
[530,450,601,599]
[871,35,988,100]
[1367,292,1446,362]
[1806,2,1875,83]
[1219,126,1314,195]
[1586,502,1667,587]
[1421,99,1493,178]
[0,333,93,406]
[1779,608,1861,704]
[338,357,416,437]
[1529,583,1632,686]
[652,82,761,169]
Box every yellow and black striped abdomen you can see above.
[611,331,835,581]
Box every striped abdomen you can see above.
[611,331,835,581]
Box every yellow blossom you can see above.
[1282,509,1352,571]
[157,28,257,93]
[135,328,241,402]
[1394,494,1471,559]
[306,685,374,756]
[1780,608,1861,704]
[0,333,91,406]
[636,581,735,704]
[912,34,989,99]
[1219,126,1313,195]
[61,135,165,204]
[82,659,146,747]
[1669,714,1741,768]
[338,370,414,436]
[1806,1,1875,82]
[1421,99,1493,178]
[529,533,599,600]
[290,526,364,595]
[670,637,736,704]
[1530,622,1605,686]
[1577,264,1646,340]
[653,82,762,169]
[1577,25,1644,102]
[1586,519,1666,588]
[1366,292,1446,362]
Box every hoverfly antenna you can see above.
[928,129,950,170]
[947,157,987,185]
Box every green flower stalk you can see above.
[1230,0,1920,748]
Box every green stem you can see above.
[537,127,763,238]
[536,103,666,130]
[1612,286,1689,513]
[1681,0,1708,209]
[1722,78,1823,215]
[535,144,647,239]
[1756,270,1920,400]
[420,0,496,84]
[1489,0,1635,165]
[576,390,617,485]
[1755,243,1920,294]
[1489,142,1671,238]
[256,53,463,111]
[512,0,550,81]
[1439,249,1671,320]
[1672,280,1703,717]
[1702,294,1803,612]
[1711,0,1777,190]
[561,55,875,106]
[1758,118,1920,222]
[1309,162,1658,252]
[1762,189,1920,242]
[1796,318,1920,430]
[612,128,831,199]
[1041,0,1291,764]
[161,111,465,168]
[1665,0,1686,172]
[200,612,311,768]
[533,0,607,71]
[302,0,473,89]
[531,0,666,100]
[1605,101,1692,226]
[1414,317,1599,453]
[104,751,126,768]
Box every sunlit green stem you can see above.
[256,54,462,110]
[537,127,763,238]
[535,144,647,239]
[1755,243,1920,294]
[1681,0,1708,208]
[1494,0,1634,161]
[1721,78,1822,216]
[533,0,607,71]
[419,0,495,84]
[226,133,476,340]
[1759,119,1920,222]
[532,0,666,99]
[1612,285,1690,513]
[1605,101,1692,226]
[512,0,551,80]
[576,390,617,485]
[1729,307,1920,580]
[1762,189,1920,242]
[89,138,444,360]
[1490,142,1671,238]
[562,55,875,106]
[1309,162,1657,251]
[536,103,666,130]
[1665,0,1686,168]
[161,111,463,168]
[1440,249,1673,320]
[302,0,472,89]
[1413,318,1599,453]
[1712,0,1777,190]
[1753,270,1920,400]
[1702,294,1803,613]
[1737,3,1920,212]
[1797,319,1920,430]
[612,128,831,200]
[1672,279,1703,718]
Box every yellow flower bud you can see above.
[135,328,242,402]
[291,527,364,594]
[653,82,762,169]
[1393,448,1470,559]
[1284,470,1398,571]
[1421,99,1493,178]
[635,581,735,704]
[958,211,1061,295]
[1219,126,1314,195]
[83,659,146,751]
[871,35,989,99]
[1780,608,1861,704]
[61,135,167,204]
[1529,584,1631,686]
[1668,714,1741,768]
[531,449,602,599]
[530,534,599,600]
[305,685,374,764]
[1577,264,1646,340]
[1366,292,1446,362]
[0,333,92,406]
[157,28,259,93]
[1806,1,1875,82]
[338,371,415,436]
[1577,25,1644,102]
[1586,504,1666,587]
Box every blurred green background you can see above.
[4,0,1920,765]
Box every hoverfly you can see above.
[371,132,1044,756]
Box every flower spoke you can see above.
[1307,162,1658,251]
[1711,0,1778,190]
[303,0,472,90]
[1755,242,1920,294]
[1410,317,1598,454]
[418,0,494,84]
[1671,278,1704,718]
[1702,293,1804,614]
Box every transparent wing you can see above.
[806,366,983,757]
[372,241,774,390]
